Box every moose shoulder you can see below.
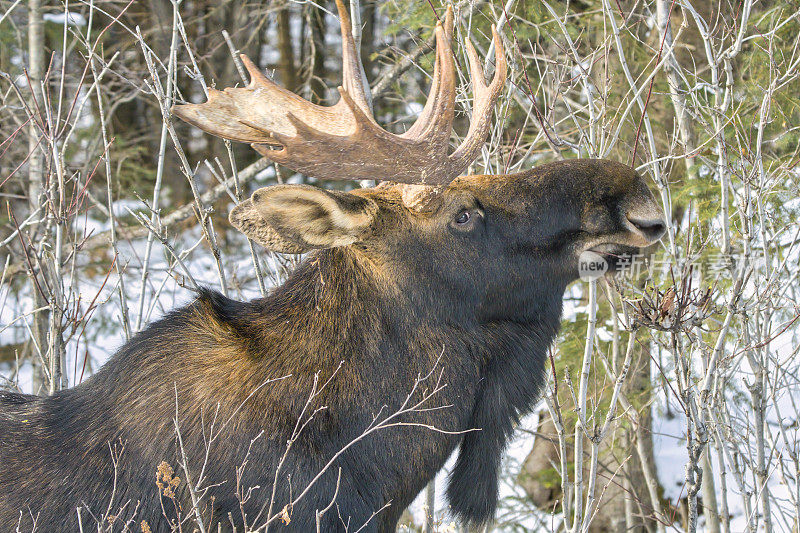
[0,2,665,532]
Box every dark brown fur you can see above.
[0,160,665,532]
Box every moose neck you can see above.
[249,245,567,519]
[251,247,566,382]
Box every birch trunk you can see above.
[26,0,49,393]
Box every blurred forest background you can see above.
[2,0,800,531]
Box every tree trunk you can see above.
[359,0,376,80]
[701,449,721,533]
[423,480,435,533]
[307,1,327,103]
[27,0,50,393]
[277,3,297,91]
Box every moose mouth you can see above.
[587,242,641,273]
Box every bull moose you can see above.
[0,1,665,531]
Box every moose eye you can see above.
[455,211,471,224]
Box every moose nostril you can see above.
[627,215,666,242]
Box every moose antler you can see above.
[173,0,505,189]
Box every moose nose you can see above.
[627,214,666,243]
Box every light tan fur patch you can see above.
[252,185,378,249]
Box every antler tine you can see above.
[448,24,507,172]
[401,5,455,152]
[335,0,373,117]
[172,54,351,145]
[399,23,505,211]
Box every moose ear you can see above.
[229,197,308,254]
[230,185,378,253]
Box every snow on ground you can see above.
[43,11,87,26]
